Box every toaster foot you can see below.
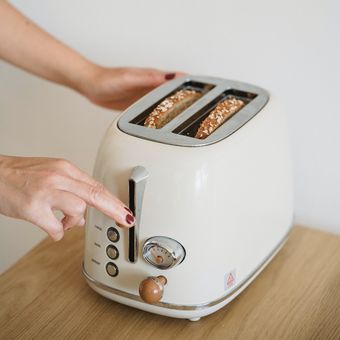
[189,317,201,322]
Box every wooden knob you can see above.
[139,276,167,304]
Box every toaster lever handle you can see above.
[128,166,149,263]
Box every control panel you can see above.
[105,226,120,277]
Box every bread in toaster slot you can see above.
[195,97,245,139]
[171,90,256,140]
[144,89,202,129]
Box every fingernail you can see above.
[165,73,175,80]
[124,207,133,214]
[126,214,135,225]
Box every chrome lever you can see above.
[128,166,149,263]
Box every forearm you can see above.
[0,2,181,110]
[0,1,95,92]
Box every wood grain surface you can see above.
[0,226,340,340]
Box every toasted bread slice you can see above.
[195,97,245,139]
[144,89,201,129]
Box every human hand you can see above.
[0,155,134,241]
[0,3,185,111]
[80,66,185,110]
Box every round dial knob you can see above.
[142,236,186,269]
[139,275,167,304]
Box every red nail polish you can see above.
[126,214,135,225]
[124,207,133,214]
[165,73,175,80]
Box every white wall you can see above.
[1,0,339,273]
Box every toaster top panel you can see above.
[117,75,269,147]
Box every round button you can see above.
[106,262,119,277]
[106,245,119,260]
[107,227,120,242]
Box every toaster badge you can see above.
[225,270,237,290]
[142,236,186,270]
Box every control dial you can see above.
[139,275,167,303]
[142,236,185,269]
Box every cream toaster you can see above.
[83,75,293,321]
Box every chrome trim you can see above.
[117,75,270,147]
[83,229,290,311]
[142,236,186,270]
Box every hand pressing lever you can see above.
[0,156,135,241]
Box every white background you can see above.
[0,0,339,273]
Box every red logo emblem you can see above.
[226,272,235,288]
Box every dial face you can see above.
[142,236,186,270]
[144,245,174,269]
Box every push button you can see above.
[107,227,120,242]
[106,262,119,277]
[106,245,119,260]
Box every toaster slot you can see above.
[172,90,257,139]
[129,81,215,128]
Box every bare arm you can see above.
[0,2,184,240]
[0,1,93,92]
[0,1,183,110]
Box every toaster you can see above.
[83,75,293,321]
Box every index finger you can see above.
[58,176,134,228]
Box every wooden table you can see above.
[1,226,340,340]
